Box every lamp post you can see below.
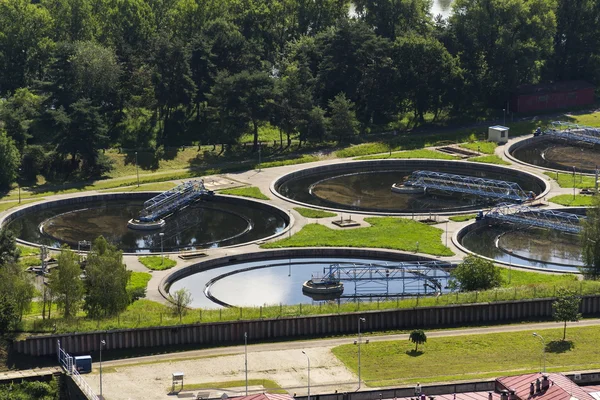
[573,166,576,199]
[508,250,513,284]
[301,351,310,400]
[159,233,165,265]
[358,317,366,389]
[258,144,262,172]
[503,108,506,125]
[445,220,449,248]
[244,332,248,396]
[135,151,139,187]
[17,167,21,204]
[532,332,546,373]
[100,339,106,398]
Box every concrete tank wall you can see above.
[14,295,600,357]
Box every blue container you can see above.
[74,355,92,374]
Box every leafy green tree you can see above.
[328,93,358,142]
[170,288,192,322]
[42,0,96,42]
[0,88,44,150]
[581,196,600,279]
[354,0,432,39]
[409,329,427,352]
[0,229,21,266]
[450,255,502,292]
[0,296,18,334]
[300,106,329,144]
[0,131,21,189]
[84,236,131,318]
[553,288,582,340]
[48,245,84,319]
[0,264,35,321]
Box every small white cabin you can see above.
[488,125,509,143]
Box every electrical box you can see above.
[74,355,92,374]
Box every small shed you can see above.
[488,126,509,144]
[74,355,92,374]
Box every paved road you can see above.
[101,318,600,368]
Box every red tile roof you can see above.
[389,391,500,400]
[230,394,294,400]
[497,373,594,400]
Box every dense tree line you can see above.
[0,0,599,186]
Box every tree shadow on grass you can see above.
[545,340,574,353]
[406,350,424,357]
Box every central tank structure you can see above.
[273,160,547,214]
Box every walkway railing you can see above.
[544,121,600,146]
[57,340,99,400]
[139,180,211,222]
[485,203,585,234]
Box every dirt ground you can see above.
[83,346,358,400]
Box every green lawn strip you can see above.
[18,257,42,269]
[336,143,394,158]
[103,182,177,193]
[544,172,596,188]
[459,141,497,154]
[260,155,319,168]
[293,207,337,218]
[467,155,511,165]
[332,325,600,386]
[220,186,269,200]
[571,111,600,126]
[17,245,40,257]
[0,199,40,212]
[261,218,453,256]
[499,268,577,286]
[127,272,152,292]
[176,379,285,394]
[358,149,458,160]
[139,256,177,271]
[549,194,595,206]
[448,214,477,222]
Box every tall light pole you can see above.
[258,144,262,172]
[445,220,449,247]
[244,332,248,396]
[358,317,366,389]
[135,151,140,187]
[159,232,165,265]
[532,332,546,373]
[301,351,310,400]
[503,108,506,125]
[17,167,21,204]
[100,339,106,398]
[573,166,576,199]
[508,250,513,284]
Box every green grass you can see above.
[336,143,394,158]
[332,325,600,386]
[103,182,177,193]
[260,155,319,168]
[549,194,595,206]
[499,268,578,286]
[17,245,40,257]
[571,111,600,126]
[177,379,285,394]
[139,256,177,271]
[262,218,454,256]
[545,172,596,188]
[219,186,269,200]
[127,272,152,292]
[460,141,498,154]
[448,214,477,222]
[468,155,511,165]
[0,199,40,212]
[358,149,458,160]
[293,207,337,218]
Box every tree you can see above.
[0,130,21,189]
[553,288,581,340]
[83,236,131,318]
[409,329,427,352]
[48,245,84,319]
[0,229,21,266]
[0,264,35,321]
[170,288,192,322]
[300,106,329,144]
[354,0,432,39]
[0,296,18,334]
[450,255,502,292]
[581,195,600,279]
[328,93,358,142]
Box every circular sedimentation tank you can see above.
[164,249,451,308]
[456,208,586,272]
[272,160,548,214]
[2,193,289,253]
[509,136,600,173]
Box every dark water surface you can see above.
[7,198,286,253]
[512,140,600,173]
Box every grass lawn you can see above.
[467,155,511,165]
[220,186,269,200]
[128,272,152,292]
[358,149,458,160]
[548,194,595,206]
[545,172,596,188]
[293,207,337,218]
[331,325,600,386]
[139,256,177,271]
[336,143,394,158]
[262,218,454,256]
[448,214,477,222]
[17,245,40,257]
[103,182,177,193]
[177,379,285,394]
[499,268,577,286]
[460,141,497,154]
[0,199,40,212]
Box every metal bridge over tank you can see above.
[543,121,600,146]
[484,203,585,234]
[404,170,532,203]
[139,180,212,222]
[314,261,453,298]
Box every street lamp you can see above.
[573,166,576,199]
[508,250,513,284]
[301,351,310,400]
[358,317,366,389]
[100,339,106,398]
[159,232,165,265]
[244,332,248,395]
[503,108,506,126]
[258,144,262,172]
[532,332,546,373]
[135,151,140,187]
[17,167,21,204]
[445,220,449,248]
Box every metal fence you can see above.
[57,340,99,400]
